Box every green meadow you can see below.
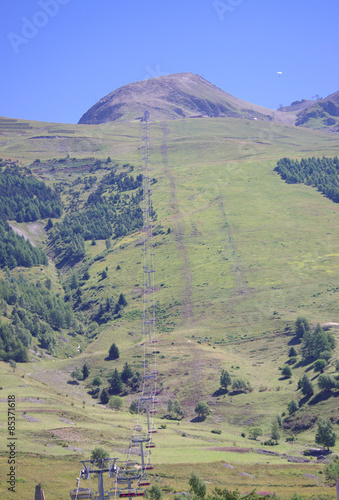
[0,116,339,498]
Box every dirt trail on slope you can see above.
[160,122,207,411]
[216,196,247,294]
[161,122,193,323]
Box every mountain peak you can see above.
[78,72,275,124]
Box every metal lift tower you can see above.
[70,111,158,500]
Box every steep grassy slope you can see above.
[0,116,339,498]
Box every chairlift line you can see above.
[70,111,159,500]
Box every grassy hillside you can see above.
[0,116,339,499]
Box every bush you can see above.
[129,399,139,414]
[92,375,103,386]
[286,436,296,442]
[314,359,328,373]
[194,401,210,418]
[289,347,297,357]
[249,427,263,440]
[281,365,292,378]
[91,447,109,462]
[231,378,252,393]
[325,459,339,483]
[287,400,299,415]
[109,396,123,410]
[263,439,278,446]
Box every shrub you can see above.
[286,436,296,442]
[231,378,252,393]
[287,400,299,415]
[325,459,339,483]
[289,347,297,357]
[129,399,139,414]
[92,375,103,386]
[249,427,263,440]
[109,396,123,411]
[314,359,328,373]
[281,365,292,378]
[194,401,210,418]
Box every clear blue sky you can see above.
[1,0,338,124]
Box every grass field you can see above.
[0,116,339,498]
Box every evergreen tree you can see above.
[82,363,90,380]
[109,368,123,394]
[288,346,297,357]
[118,293,127,307]
[121,362,133,382]
[294,316,311,340]
[108,342,119,360]
[100,388,110,405]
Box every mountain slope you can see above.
[78,72,294,125]
[0,114,339,498]
[280,90,339,132]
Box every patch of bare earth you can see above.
[9,221,46,247]
[49,428,88,442]
[206,446,253,453]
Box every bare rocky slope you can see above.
[78,72,296,125]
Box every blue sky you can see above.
[1,0,338,124]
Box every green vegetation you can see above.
[194,402,210,418]
[315,419,337,450]
[0,219,48,269]
[0,116,339,499]
[47,163,146,265]
[220,369,231,391]
[0,160,62,222]
[108,342,119,360]
[275,156,339,203]
[248,427,263,440]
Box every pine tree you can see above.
[109,368,123,395]
[108,342,119,360]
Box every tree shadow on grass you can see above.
[190,416,207,423]
[212,387,228,397]
[298,394,312,407]
[308,390,339,406]
[287,337,302,346]
[67,380,79,385]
